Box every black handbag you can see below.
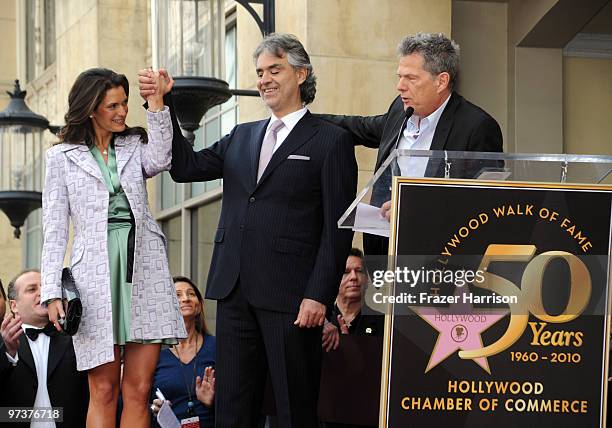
[60,267,82,336]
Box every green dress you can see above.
[91,143,176,346]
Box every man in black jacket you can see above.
[321,32,503,255]
[140,33,357,428]
[0,270,88,427]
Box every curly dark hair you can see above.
[57,68,146,146]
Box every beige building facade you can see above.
[0,0,19,292]
[0,0,610,327]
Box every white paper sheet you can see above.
[157,401,181,428]
[353,202,390,237]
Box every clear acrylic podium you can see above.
[329,148,612,428]
[338,149,612,236]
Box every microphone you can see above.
[388,106,415,179]
[393,106,415,149]
[404,106,415,119]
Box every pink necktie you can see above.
[257,120,284,181]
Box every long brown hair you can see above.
[57,68,147,146]
[173,276,209,335]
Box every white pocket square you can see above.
[287,155,310,161]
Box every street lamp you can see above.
[0,80,49,238]
[172,76,232,144]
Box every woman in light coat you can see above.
[41,68,186,428]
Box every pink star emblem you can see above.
[411,287,508,373]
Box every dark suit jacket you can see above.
[321,92,503,171]
[0,334,89,427]
[320,92,503,254]
[169,100,357,313]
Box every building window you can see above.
[154,4,238,332]
[161,173,182,210]
[162,215,182,276]
[155,1,237,211]
[155,0,225,77]
[25,0,56,82]
[188,197,222,332]
[192,21,237,197]
[43,0,56,69]
[24,209,42,268]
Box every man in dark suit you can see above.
[0,270,88,427]
[320,32,503,255]
[140,34,357,427]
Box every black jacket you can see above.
[320,92,503,255]
[0,334,89,427]
[168,98,358,313]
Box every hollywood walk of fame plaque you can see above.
[377,178,612,428]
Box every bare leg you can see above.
[120,343,161,428]
[87,346,122,428]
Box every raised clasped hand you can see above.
[137,68,174,110]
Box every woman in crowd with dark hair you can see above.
[41,68,186,428]
[150,276,216,428]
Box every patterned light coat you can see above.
[41,107,187,371]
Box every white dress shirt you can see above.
[13,323,56,428]
[265,107,308,154]
[397,94,451,177]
